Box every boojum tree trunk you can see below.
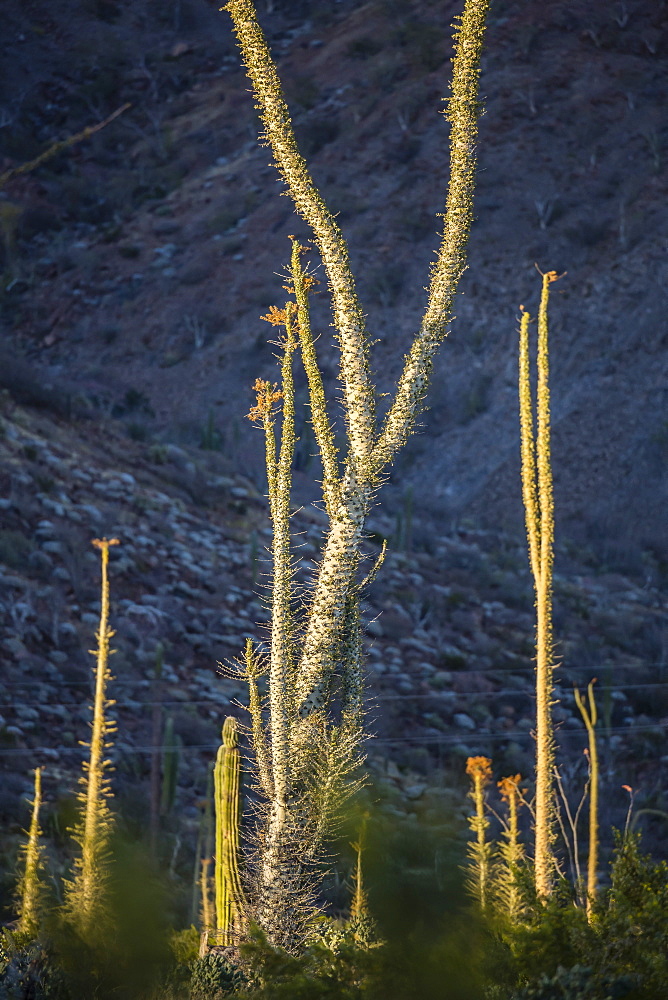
[223,0,491,944]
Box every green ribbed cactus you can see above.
[16,767,45,939]
[214,717,245,946]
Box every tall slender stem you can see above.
[519,272,560,899]
[574,681,599,918]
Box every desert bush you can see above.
[190,951,245,1000]
[488,834,668,1000]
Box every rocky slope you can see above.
[0,393,665,910]
[0,0,666,911]
[1,0,667,560]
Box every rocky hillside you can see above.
[0,392,665,909]
[0,0,666,910]
[1,0,667,562]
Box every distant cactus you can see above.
[201,855,213,939]
[214,717,245,946]
[161,716,182,818]
[350,824,368,927]
[574,681,599,918]
[192,767,214,932]
[16,768,45,939]
[65,537,118,933]
[149,643,164,854]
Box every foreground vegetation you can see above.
[2,808,667,999]
[1,0,666,996]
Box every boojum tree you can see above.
[65,537,118,933]
[222,0,490,945]
[518,271,561,899]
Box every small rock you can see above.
[41,540,63,555]
[404,783,426,801]
[80,504,103,523]
[453,713,476,731]
[2,637,28,658]
[432,670,453,688]
[29,551,52,572]
[16,706,39,721]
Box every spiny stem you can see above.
[290,237,341,516]
[245,639,273,798]
[225,0,376,471]
[18,767,44,938]
[518,271,561,899]
[269,311,296,808]
[73,537,118,926]
[497,774,525,921]
[574,680,599,919]
[466,756,492,911]
[519,307,539,582]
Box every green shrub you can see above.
[490,835,668,1000]
[514,964,625,1000]
[189,951,244,1000]
[0,933,68,1000]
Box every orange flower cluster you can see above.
[466,756,492,783]
[247,379,283,423]
[260,304,294,327]
[91,537,120,551]
[497,774,524,802]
